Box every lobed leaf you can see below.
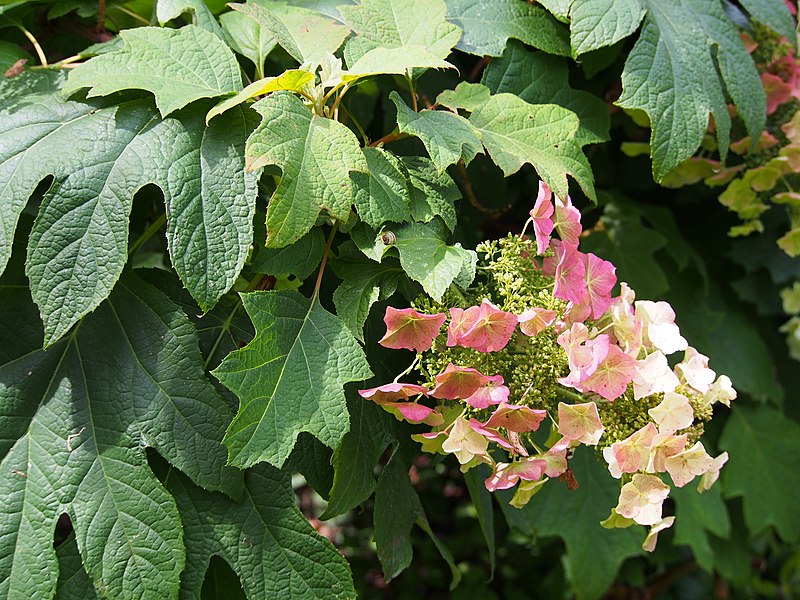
[616,0,766,180]
[213,290,373,468]
[391,91,483,174]
[0,271,239,599]
[468,91,595,200]
[63,26,242,116]
[167,465,356,599]
[445,0,570,57]
[482,41,610,145]
[246,92,367,248]
[0,94,257,344]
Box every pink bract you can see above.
[379,307,446,352]
[518,307,557,337]
[553,194,582,245]
[485,458,546,492]
[483,402,547,432]
[457,299,518,352]
[358,382,429,403]
[447,306,480,347]
[464,374,510,409]
[584,253,617,319]
[529,181,555,255]
[582,344,638,401]
[431,363,491,400]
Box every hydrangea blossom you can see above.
[360,182,735,551]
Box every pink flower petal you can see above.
[518,307,557,337]
[464,375,509,408]
[582,344,637,400]
[611,423,658,474]
[379,307,446,352]
[557,401,605,445]
[457,299,518,352]
[585,253,617,319]
[358,382,429,403]
[529,181,555,255]
[553,194,582,244]
[483,402,547,433]
[485,458,546,492]
[615,473,671,526]
[552,241,588,304]
[384,402,444,426]
[431,363,491,400]
[447,306,480,347]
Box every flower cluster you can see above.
[359,182,734,551]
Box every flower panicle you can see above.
[360,181,736,552]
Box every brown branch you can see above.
[456,159,503,218]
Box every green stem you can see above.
[128,213,166,256]
[392,355,421,383]
[405,72,418,111]
[110,5,150,24]
[312,222,339,302]
[555,385,586,404]
[203,301,243,371]
[16,22,48,66]
[341,103,369,146]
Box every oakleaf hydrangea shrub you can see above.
[362,183,734,552]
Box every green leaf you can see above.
[331,241,400,340]
[580,198,670,299]
[213,290,373,468]
[345,47,455,77]
[55,534,98,600]
[672,483,730,572]
[537,0,570,21]
[64,26,242,117]
[463,465,496,577]
[445,0,570,57]
[351,146,412,227]
[616,0,766,180]
[374,448,425,580]
[230,1,350,64]
[0,272,239,599]
[390,91,483,174]
[167,465,356,599]
[252,227,326,280]
[246,92,367,248]
[468,92,595,201]
[156,0,225,39]
[1,95,256,344]
[0,39,30,71]
[720,406,800,542]
[482,41,610,145]
[220,9,277,75]
[740,0,797,50]
[393,219,477,301]
[206,69,314,124]
[511,448,644,600]
[339,0,461,69]
[402,156,460,231]
[321,394,397,518]
[569,0,645,56]
[436,81,491,112]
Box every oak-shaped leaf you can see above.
[0,270,239,599]
[230,1,350,64]
[1,92,257,345]
[391,91,483,174]
[246,92,367,248]
[616,0,765,180]
[501,448,644,600]
[445,0,569,57]
[568,0,645,56]
[392,218,477,301]
[339,0,461,72]
[467,89,595,201]
[482,41,610,145]
[63,26,242,116]
[166,465,356,599]
[213,290,373,469]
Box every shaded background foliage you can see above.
[1,0,799,599]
